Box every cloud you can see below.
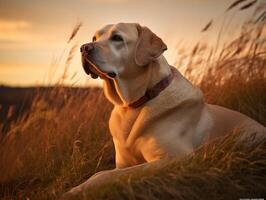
[81,0,128,3]
[0,19,31,42]
[0,19,31,31]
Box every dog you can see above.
[61,23,265,198]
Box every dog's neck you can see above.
[148,56,172,90]
[103,56,171,107]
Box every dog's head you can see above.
[80,23,167,80]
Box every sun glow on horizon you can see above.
[0,0,253,87]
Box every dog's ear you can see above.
[135,25,167,66]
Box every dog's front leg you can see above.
[59,169,117,199]
[60,159,166,200]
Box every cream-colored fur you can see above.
[61,23,265,199]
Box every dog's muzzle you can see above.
[80,43,116,79]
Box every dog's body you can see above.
[108,57,264,168]
[62,23,265,198]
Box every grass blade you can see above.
[240,0,258,10]
[67,22,82,44]
[255,11,266,23]
[226,0,249,12]
[201,20,213,32]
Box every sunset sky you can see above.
[0,0,255,86]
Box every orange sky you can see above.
[0,0,254,86]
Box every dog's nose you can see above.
[80,43,94,54]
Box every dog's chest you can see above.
[109,107,141,142]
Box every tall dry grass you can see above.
[74,130,266,200]
[0,1,265,199]
[176,0,266,125]
[0,23,114,199]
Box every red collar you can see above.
[128,67,176,109]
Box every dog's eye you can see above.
[92,36,96,42]
[110,34,123,42]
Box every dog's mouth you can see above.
[81,55,116,79]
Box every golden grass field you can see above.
[0,1,266,199]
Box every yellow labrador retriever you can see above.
[61,23,265,198]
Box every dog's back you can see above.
[207,104,266,141]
